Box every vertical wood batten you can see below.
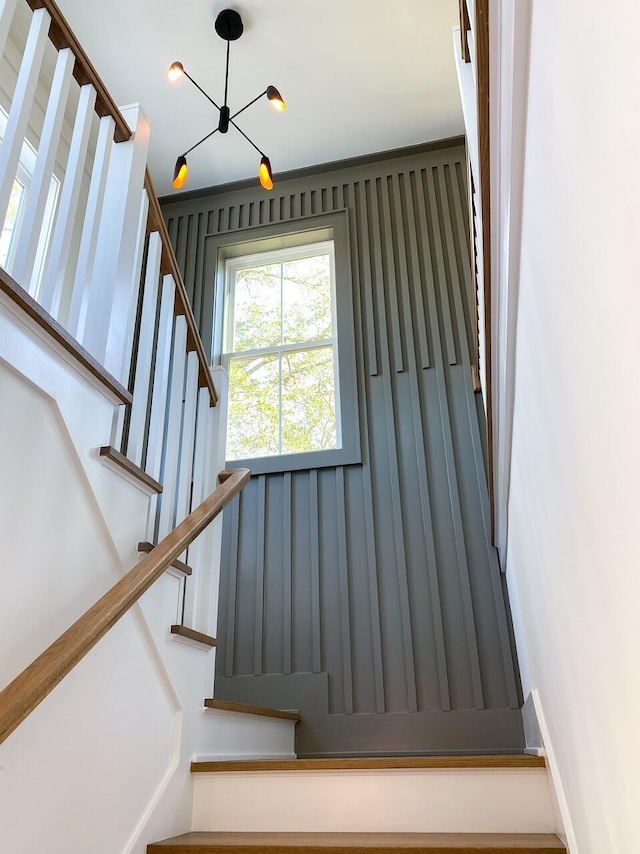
[309,469,321,674]
[335,466,353,714]
[253,475,266,675]
[448,162,476,356]
[282,471,292,675]
[183,388,215,629]
[38,83,96,318]
[11,46,74,288]
[0,7,50,238]
[403,171,431,369]
[354,181,378,377]
[423,168,457,367]
[224,494,240,676]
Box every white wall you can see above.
[494,1,640,852]
[0,293,295,854]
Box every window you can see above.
[223,243,340,462]
[0,177,26,267]
[0,107,61,290]
[208,213,360,474]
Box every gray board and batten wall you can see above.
[161,138,524,757]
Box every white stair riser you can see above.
[192,768,555,833]
[197,710,297,761]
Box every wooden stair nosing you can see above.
[138,541,193,575]
[147,832,566,853]
[190,754,546,773]
[203,698,300,722]
[170,625,217,647]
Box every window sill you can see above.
[226,444,361,476]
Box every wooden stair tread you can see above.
[191,755,545,773]
[170,625,217,647]
[138,541,193,575]
[147,832,565,853]
[203,698,300,722]
[101,447,162,493]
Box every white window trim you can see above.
[208,211,361,475]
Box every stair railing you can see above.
[0,466,250,745]
[0,0,225,553]
[0,0,245,744]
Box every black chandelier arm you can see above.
[230,118,265,157]
[183,69,222,112]
[183,126,220,157]
[230,89,268,122]
[224,38,230,107]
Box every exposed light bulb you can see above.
[266,85,286,111]
[173,155,188,189]
[168,61,184,82]
[259,156,274,191]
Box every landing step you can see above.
[171,625,217,647]
[138,541,192,575]
[204,698,300,722]
[191,756,545,773]
[147,832,565,853]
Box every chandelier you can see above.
[167,8,286,192]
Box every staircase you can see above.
[147,750,564,852]
[148,833,564,853]
[0,2,569,852]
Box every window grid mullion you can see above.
[224,338,336,361]
[279,260,283,454]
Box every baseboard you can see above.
[529,690,579,853]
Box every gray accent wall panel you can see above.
[162,144,524,756]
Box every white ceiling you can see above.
[56,0,464,196]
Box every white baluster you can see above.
[37,83,97,318]
[0,7,50,237]
[175,350,199,526]
[117,188,149,388]
[145,274,175,478]
[66,114,115,339]
[156,315,188,541]
[144,274,175,542]
[0,0,19,62]
[12,48,75,289]
[126,231,163,466]
[81,104,150,373]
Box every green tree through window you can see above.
[223,243,339,461]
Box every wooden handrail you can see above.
[26,0,131,143]
[0,468,249,745]
[0,266,132,404]
[474,0,494,539]
[145,170,219,407]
